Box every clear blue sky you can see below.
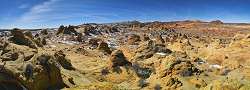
[0,0,250,29]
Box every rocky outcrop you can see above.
[88,38,101,49]
[40,29,48,35]
[54,50,74,70]
[158,58,202,78]
[0,43,75,90]
[56,25,79,35]
[210,20,223,25]
[0,42,37,61]
[8,29,37,49]
[76,33,83,42]
[56,25,65,35]
[76,24,96,35]
[155,35,165,44]
[109,50,132,68]
[98,25,119,34]
[127,34,141,45]
[164,77,183,89]
[97,41,112,54]
[41,38,47,45]
[24,31,34,39]
[132,40,172,61]
[141,34,150,41]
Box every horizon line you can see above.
[1,19,250,29]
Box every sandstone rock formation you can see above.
[127,34,141,45]
[141,34,150,41]
[155,35,165,44]
[8,29,37,49]
[56,25,78,35]
[97,41,112,54]
[40,29,48,35]
[0,43,75,90]
[1,20,250,90]
[132,40,172,61]
[54,50,74,70]
[109,50,132,68]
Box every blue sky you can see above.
[0,0,250,29]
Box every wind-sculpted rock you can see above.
[1,20,250,90]
[54,50,74,70]
[76,24,96,35]
[40,29,48,35]
[88,38,101,49]
[41,38,47,45]
[8,28,47,49]
[76,33,83,42]
[24,31,33,39]
[8,29,37,49]
[56,25,78,35]
[0,43,76,90]
[159,58,202,78]
[132,40,172,61]
[141,34,150,41]
[99,25,119,34]
[57,25,65,35]
[127,34,141,45]
[0,42,37,62]
[109,50,132,68]
[97,41,112,54]
[165,77,183,89]
[155,35,165,44]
